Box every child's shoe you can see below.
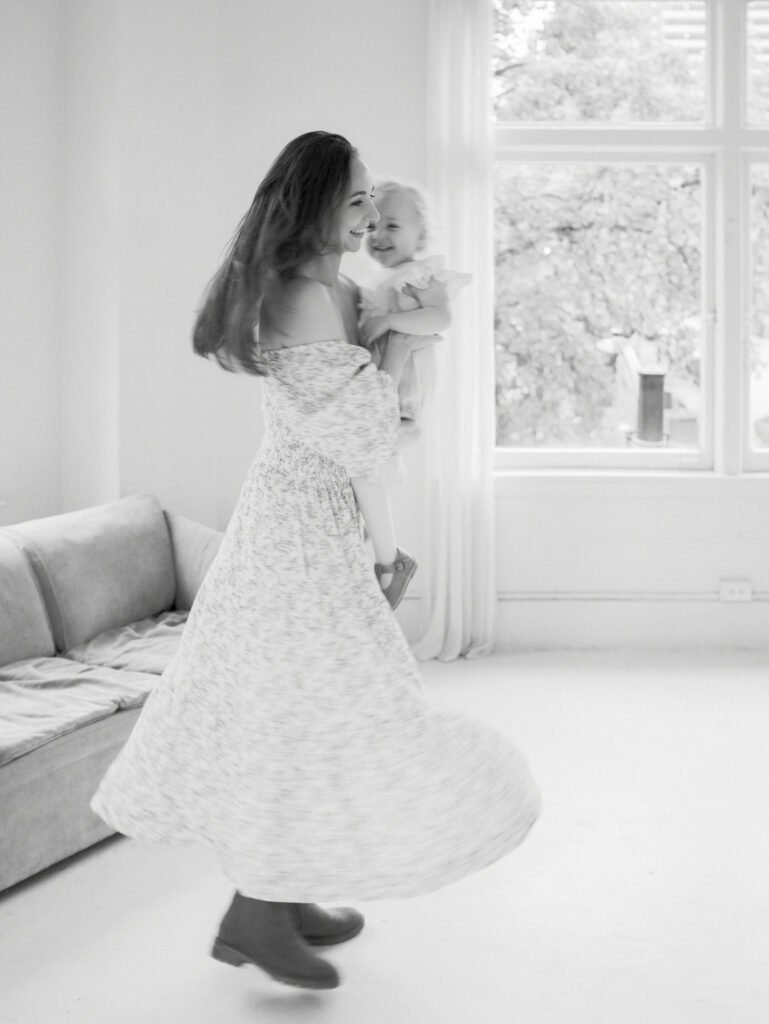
[375,548,417,610]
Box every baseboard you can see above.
[398,593,769,650]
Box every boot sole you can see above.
[303,917,365,946]
[385,560,417,610]
[211,939,340,990]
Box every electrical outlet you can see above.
[718,579,753,603]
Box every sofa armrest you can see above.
[164,512,223,611]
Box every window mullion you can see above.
[713,0,747,474]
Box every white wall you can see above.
[59,0,120,512]
[0,0,61,524]
[493,474,769,648]
[1,0,428,529]
[114,0,428,528]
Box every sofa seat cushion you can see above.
[0,658,157,767]
[65,610,188,675]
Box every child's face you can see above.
[367,191,424,268]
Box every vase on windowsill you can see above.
[625,366,668,447]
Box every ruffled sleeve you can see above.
[359,258,472,326]
[394,256,473,301]
[262,341,401,478]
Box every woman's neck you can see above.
[295,253,341,287]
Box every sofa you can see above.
[0,494,222,891]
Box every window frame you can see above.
[492,0,769,474]
[744,150,769,469]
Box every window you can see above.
[493,0,769,472]
[749,160,769,451]
[747,0,769,125]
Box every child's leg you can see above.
[352,476,418,609]
[351,477,397,586]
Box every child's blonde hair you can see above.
[374,180,432,252]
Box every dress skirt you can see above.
[92,341,540,900]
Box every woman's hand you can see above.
[359,314,392,347]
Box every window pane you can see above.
[750,164,769,449]
[492,0,707,124]
[494,163,703,449]
[748,1,769,125]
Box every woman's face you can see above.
[331,157,379,255]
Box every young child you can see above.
[352,180,471,610]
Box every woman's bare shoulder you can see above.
[260,278,344,349]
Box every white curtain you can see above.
[412,0,497,661]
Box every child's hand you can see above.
[389,331,438,352]
[360,314,392,347]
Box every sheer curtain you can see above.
[412,0,497,661]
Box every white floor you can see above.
[1,649,768,1024]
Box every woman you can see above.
[92,132,540,991]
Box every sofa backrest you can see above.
[3,494,176,651]
[164,511,223,611]
[0,536,56,667]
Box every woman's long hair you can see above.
[193,131,356,374]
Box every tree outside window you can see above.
[492,0,769,466]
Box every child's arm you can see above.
[359,280,451,347]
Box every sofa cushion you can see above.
[65,610,188,675]
[0,706,142,891]
[0,536,55,667]
[4,494,176,651]
[0,657,157,767]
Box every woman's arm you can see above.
[359,280,451,347]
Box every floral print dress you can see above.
[92,340,540,901]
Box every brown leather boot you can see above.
[290,903,365,946]
[211,893,340,989]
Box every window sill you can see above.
[494,468,769,497]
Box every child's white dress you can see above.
[358,255,471,483]
[359,255,472,422]
[91,340,539,902]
